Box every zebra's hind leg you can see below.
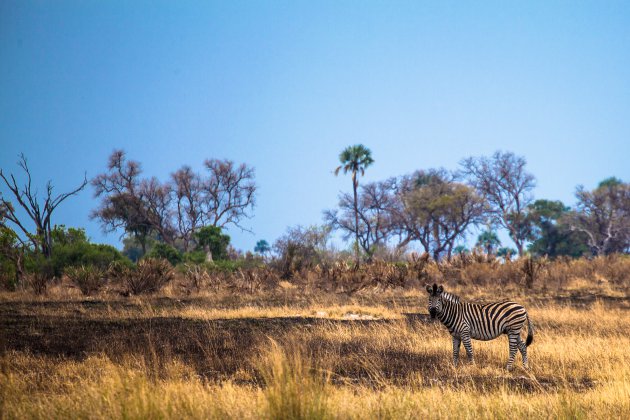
[461,332,474,364]
[506,332,520,371]
[517,336,529,369]
[452,336,461,366]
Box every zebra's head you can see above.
[425,283,444,318]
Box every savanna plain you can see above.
[1,257,629,419]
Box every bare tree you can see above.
[92,150,141,196]
[325,178,397,260]
[92,151,257,253]
[0,154,87,258]
[567,178,630,255]
[460,151,535,256]
[91,150,157,254]
[272,225,332,277]
[171,166,203,251]
[140,177,175,244]
[201,159,257,231]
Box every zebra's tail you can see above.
[525,314,534,347]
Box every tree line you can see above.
[326,145,630,261]
[0,150,257,286]
[1,146,629,288]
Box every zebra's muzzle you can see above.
[429,308,437,318]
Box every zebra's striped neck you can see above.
[436,293,464,328]
[441,291,461,304]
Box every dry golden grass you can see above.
[1,278,629,419]
[1,258,629,419]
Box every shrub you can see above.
[272,225,332,279]
[0,258,17,290]
[23,272,50,295]
[122,258,174,295]
[23,256,54,294]
[48,225,130,275]
[180,263,211,293]
[232,267,280,292]
[183,251,207,264]
[52,242,131,277]
[66,265,106,295]
[147,243,183,266]
[206,258,263,273]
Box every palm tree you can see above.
[476,229,501,255]
[254,239,271,260]
[334,144,374,262]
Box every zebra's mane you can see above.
[441,291,461,304]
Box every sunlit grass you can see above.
[2,296,630,419]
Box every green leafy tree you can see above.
[195,226,230,261]
[147,243,183,266]
[121,235,158,262]
[398,170,487,261]
[51,225,89,246]
[334,144,374,262]
[526,200,588,258]
[48,225,130,275]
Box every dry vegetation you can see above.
[1,255,630,419]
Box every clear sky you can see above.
[1,1,629,252]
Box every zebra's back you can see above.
[465,300,528,341]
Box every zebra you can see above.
[426,283,534,370]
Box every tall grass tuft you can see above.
[258,340,331,420]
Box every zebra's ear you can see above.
[437,285,444,294]
[425,284,432,294]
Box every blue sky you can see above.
[1,1,629,252]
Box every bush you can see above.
[271,225,332,279]
[66,265,106,295]
[180,263,211,293]
[23,271,50,295]
[206,258,264,273]
[120,258,174,295]
[147,243,183,266]
[183,251,207,264]
[52,242,131,277]
[0,258,17,290]
[23,255,55,295]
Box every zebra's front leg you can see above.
[461,331,474,364]
[506,333,519,371]
[452,336,461,366]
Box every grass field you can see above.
[1,282,629,419]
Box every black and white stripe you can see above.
[426,283,534,370]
